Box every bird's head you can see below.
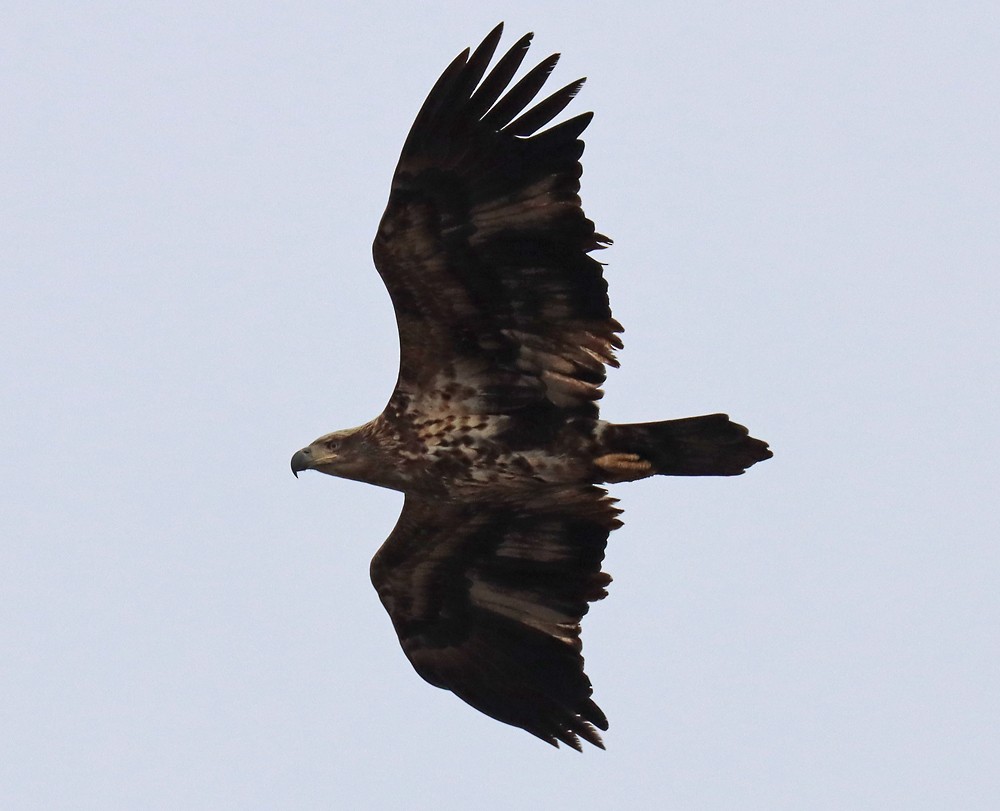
[290,428,371,481]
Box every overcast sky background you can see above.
[3,2,999,809]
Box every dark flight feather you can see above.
[371,488,619,750]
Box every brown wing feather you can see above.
[372,23,622,419]
[369,487,621,750]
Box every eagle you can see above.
[290,24,771,750]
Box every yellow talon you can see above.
[594,453,654,481]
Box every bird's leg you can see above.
[593,452,654,482]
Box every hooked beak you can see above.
[290,448,313,478]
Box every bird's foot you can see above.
[594,452,654,482]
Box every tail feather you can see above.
[600,414,772,479]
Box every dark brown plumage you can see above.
[291,23,771,750]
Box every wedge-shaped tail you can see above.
[597,414,772,481]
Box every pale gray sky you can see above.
[3,2,999,809]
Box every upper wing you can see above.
[369,486,621,750]
[373,24,622,420]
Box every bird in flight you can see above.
[291,23,771,750]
